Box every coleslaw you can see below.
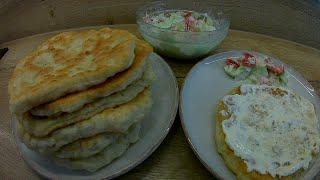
[143,10,216,32]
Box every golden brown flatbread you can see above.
[54,123,140,159]
[30,39,152,116]
[55,123,141,172]
[215,87,303,180]
[21,63,154,137]
[19,88,152,153]
[9,28,136,114]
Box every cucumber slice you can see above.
[224,65,238,78]
[252,66,268,77]
[279,72,288,85]
[235,66,251,80]
[224,65,251,80]
[247,66,268,83]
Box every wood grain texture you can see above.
[0,24,320,179]
[0,0,320,50]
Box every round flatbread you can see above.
[215,86,315,180]
[19,88,152,153]
[21,62,155,137]
[55,123,140,159]
[30,39,152,117]
[55,123,140,172]
[9,28,136,114]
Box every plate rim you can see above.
[179,50,320,179]
[179,52,226,180]
[11,52,179,179]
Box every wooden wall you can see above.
[0,0,319,49]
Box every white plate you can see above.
[179,51,320,179]
[12,53,179,179]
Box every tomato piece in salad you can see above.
[226,58,240,68]
[242,53,256,67]
[266,63,284,75]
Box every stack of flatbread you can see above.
[8,28,155,172]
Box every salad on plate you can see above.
[224,52,288,86]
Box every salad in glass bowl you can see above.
[136,1,230,59]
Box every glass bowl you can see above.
[136,0,230,60]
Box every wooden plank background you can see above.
[0,0,320,49]
[0,0,319,178]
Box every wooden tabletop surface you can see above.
[0,24,320,179]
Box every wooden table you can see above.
[0,24,319,179]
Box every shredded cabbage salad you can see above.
[143,10,216,32]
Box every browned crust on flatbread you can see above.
[215,86,302,180]
[30,39,153,116]
[9,28,136,114]
[19,88,152,152]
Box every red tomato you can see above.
[226,58,240,68]
[242,53,256,67]
[266,63,284,75]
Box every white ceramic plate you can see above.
[180,51,320,179]
[12,53,179,179]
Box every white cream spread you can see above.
[221,84,320,177]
